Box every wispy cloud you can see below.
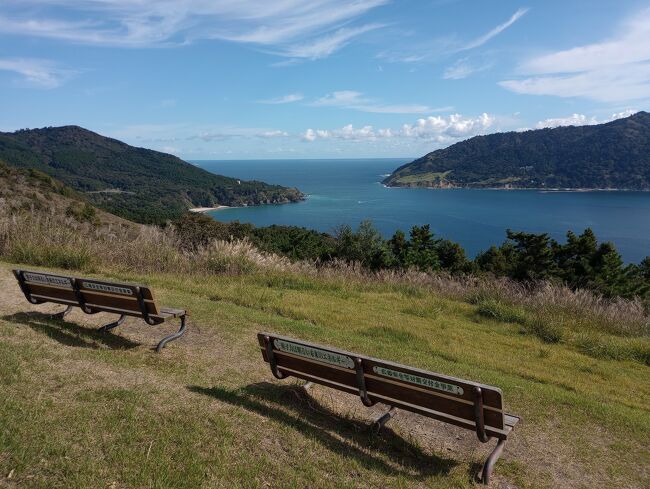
[106,123,292,146]
[376,8,526,66]
[501,8,650,102]
[0,57,75,88]
[311,90,450,114]
[273,24,383,60]
[302,113,494,142]
[460,8,528,51]
[259,130,289,138]
[257,93,304,104]
[443,57,492,79]
[0,0,387,60]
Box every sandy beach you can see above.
[189,206,230,212]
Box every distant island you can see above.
[0,126,304,224]
[383,111,650,190]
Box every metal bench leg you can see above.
[155,314,187,353]
[372,406,397,434]
[99,314,126,333]
[481,438,507,485]
[51,305,73,320]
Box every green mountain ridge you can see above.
[0,125,304,223]
[383,111,650,190]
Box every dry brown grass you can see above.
[1,209,648,342]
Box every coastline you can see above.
[189,206,230,213]
[382,183,649,192]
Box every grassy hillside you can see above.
[0,160,138,234]
[0,262,648,488]
[0,126,304,224]
[0,174,648,487]
[384,111,650,189]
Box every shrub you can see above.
[65,202,99,225]
[206,254,257,275]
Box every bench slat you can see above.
[80,292,158,315]
[77,278,160,315]
[273,360,512,440]
[263,348,504,428]
[258,333,506,432]
[23,282,162,315]
[14,270,166,323]
[159,308,186,317]
[25,283,77,303]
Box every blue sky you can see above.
[1,0,649,159]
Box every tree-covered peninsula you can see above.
[384,111,650,190]
[0,125,304,224]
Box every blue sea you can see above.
[193,159,650,263]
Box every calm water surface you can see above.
[194,159,650,263]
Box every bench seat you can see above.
[159,307,186,318]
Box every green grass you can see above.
[476,298,650,363]
[0,262,648,488]
[393,170,452,185]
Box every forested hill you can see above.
[0,126,304,223]
[384,111,650,190]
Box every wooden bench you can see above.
[258,332,519,484]
[13,269,188,352]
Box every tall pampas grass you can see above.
[1,209,647,340]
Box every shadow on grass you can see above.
[189,382,457,480]
[3,311,140,350]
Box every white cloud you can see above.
[0,57,75,88]
[501,8,650,102]
[401,113,494,139]
[501,64,650,103]
[257,93,304,104]
[0,0,387,59]
[460,8,528,51]
[302,129,318,142]
[535,113,597,129]
[535,110,637,129]
[311,90,449,114]
[302,113,495,142]
[609,109,638,120]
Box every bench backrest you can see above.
[258,332,509,440]
[13,269,165,324]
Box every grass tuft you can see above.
[476,299,527,324]
[523,315,565,343]
[574,333,650,365]
[9,241,93,270]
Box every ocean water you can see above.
[193,159,650,263]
